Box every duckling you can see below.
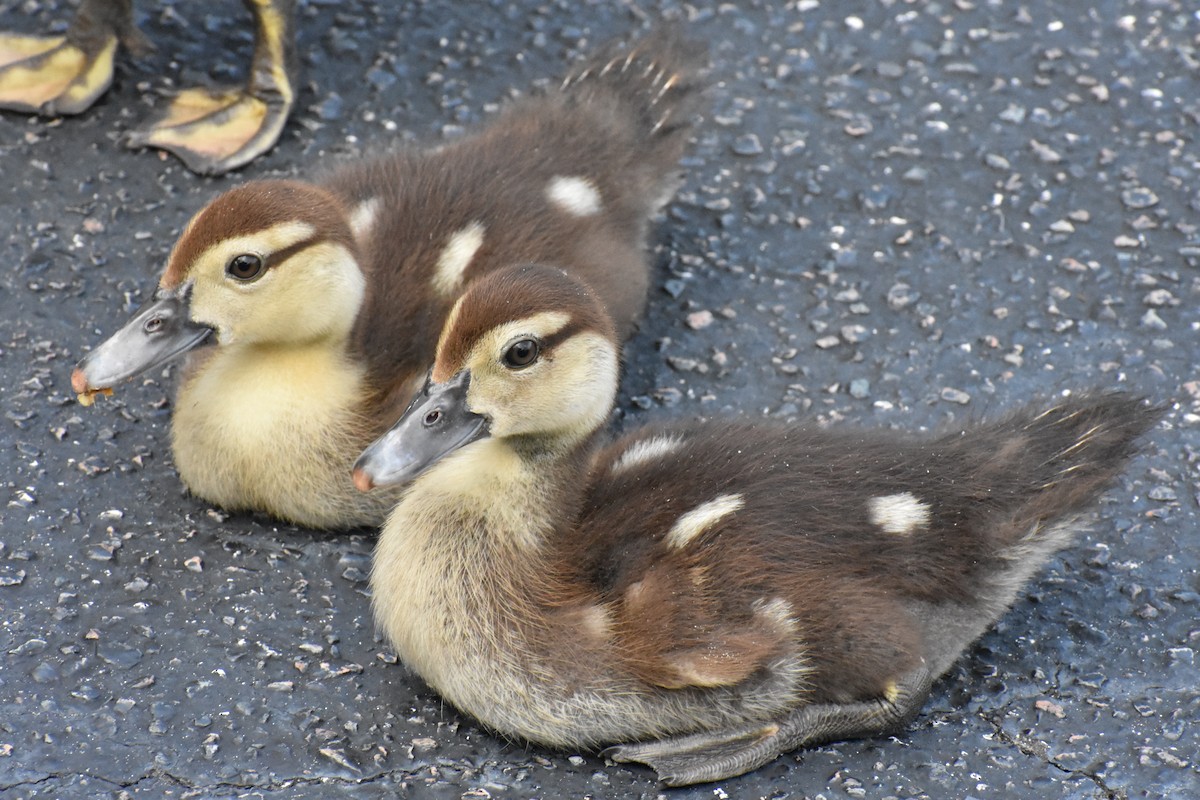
[70,31,706,528]
[0,0,297,174]
[353,264,1161,787]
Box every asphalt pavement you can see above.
[1,0,1197,798]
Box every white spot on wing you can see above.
[546,175,602,216]
[577,605,611,641]
[753,597,796,633]
[611,435,684,474]
[432,221,486,296]
[349,197,381,241]
[666,493,744,550]
[868,492,931,535]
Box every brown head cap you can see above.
[160,180,355,290]
[432,264,616,383]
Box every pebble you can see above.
[184,556,204,573]
[1121,187,1159,209]
[31,661,59,683]
[1035,699,1066,718]
[11,638,47,656]
[653,387,682,406]
[849,379,870,399]
[731,134,764,156]
[124,576,150,593]
[315,92,344,121]
[686,310,714,330]
[999,104,1027,123]
[365,66,396,91]
[1029,139,1062,162]
[886,283,917,310]
[941,387,971,405]
[1142,289,1176,307]
[840,324,869,343]
[88,541,119,561]
[1167,647,1194,666]
[342,566,369,584]
[319,747,359,772]
[98,643,143,669]
[1140,309,1167,330]
[0,568,26,587]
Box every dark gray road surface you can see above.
[1,1,1197,797]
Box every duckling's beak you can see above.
[353,370,489,491]
[71,290,213,397]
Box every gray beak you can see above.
[71,289,213,396]
[352,370,489,491]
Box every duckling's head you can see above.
[353,264,618,489]
[72,180,363,394]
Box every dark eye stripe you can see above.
[537,319,586,352]
[264,236,321,272]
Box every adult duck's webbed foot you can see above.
[0,0,141,116]
[607,663,935,787]
[123,0,297,175]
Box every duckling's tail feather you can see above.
[910,391,1160,676]
[960,391,1162,543]
[557,29,707,200]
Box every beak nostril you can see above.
[144,316,164,334]
[424,409,442,426]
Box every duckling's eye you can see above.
[226,254,265,282]
[503,338,540,369]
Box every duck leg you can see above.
[0,0,145,116]
[123,0,297,175]
[607,663,935,787]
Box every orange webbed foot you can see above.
[123,84,292,175]
[0,30,117,115]
[122,0,297,175]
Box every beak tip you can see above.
[352,467,375,494]
[70,367,90,394]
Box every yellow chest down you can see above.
[170,343,395,528]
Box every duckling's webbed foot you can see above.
[607,663,935,786]
[606,719,797,787]
[0,0,141,116]
[123,0,296,175]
